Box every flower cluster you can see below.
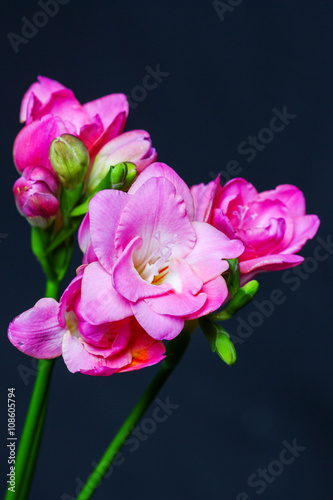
[8,78,320,375]
[13,76,156,227]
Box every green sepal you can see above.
[52,241,74,282]
[70,168,112,217]
[45,217,82,255]
[210,280,259,321]
[225,258,240,297]
[198,317,237,366]
[60,182,84,217]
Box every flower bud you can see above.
[13,166,59,228]
[49,134,89,189]
[86,130,156,194]
[110,162,137,190]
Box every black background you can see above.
[1,1,333,499]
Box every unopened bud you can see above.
[49,134,89,189]
[110,162,137,190]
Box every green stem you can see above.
[5,278,60,500]
[16,392,49,500]
[77,322,196,500]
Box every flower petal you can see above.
[190,176,220,223]
[80,262,132,324]
[129,162,195,220]
[20,76,66,123]
[89,189,130,272]
[132,300,184,341]
[185,276,228,320]
[83,93,129,131]
[282,215,320,255]
[8,298,65,358]
[186,221,244,282]
[239,253,304,276]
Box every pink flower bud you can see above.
[13,166,59,228]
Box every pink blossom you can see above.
[13,165,59,228]
[78,164,244,340]
[8,270,165,376]
[191,177,320,280]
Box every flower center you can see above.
[136,230,175,284]
[232,205,258,228]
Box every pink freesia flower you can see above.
[77,164,244,340]
[13,165,59,228]
[13,76,157,224]
[8,270,165,376]
[191,177,320,280]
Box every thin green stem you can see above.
[76,322,196,500]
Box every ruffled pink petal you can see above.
[83,93,129,130]
[87,112,128,162]
[186,221,244,282]
[58,274,83,327]
[115,177,196,263]
[212,209,237,239]
[257,184,306,217]
[89,189,130,272]
[13,115,72,173]
[281,215,320,255]
[219,178,258,214]
[190,177,220,223]
[237,218,287,259]
[80,262,132,324]
[112,236,172,301]
[129,163,195,221]
[132,300,184,341]
[28,89,89,132]
[239,253,304,276]
[20,76,66,123]
[62,331,123,375]
[119,320,166,372]
[8,298,65,358]
[185,276,228,320]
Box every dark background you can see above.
[1,1,333,499]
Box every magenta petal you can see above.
[186,221,244,281]
[190,177,220,223]
[132,300,184,341]
[282,215,320,255]
[83,93,129,130]
[219,178,258,214]
[20,76,66,123]
[129,162,195,220]
[80,262,132,324]
[257,184,306,217]
[8,298,65,358]
[239,254,304,276]
[13,115,70,173]
[89,189,130,272]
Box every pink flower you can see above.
[13,76,157,223]
[13,165,59,228]
[191,177,320,280]
[77,164,244,340]
[8,270,165,376]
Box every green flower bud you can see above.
[49,134,89,189]
[198,317,237,366]
[110,162,137,191]
[210,280,259,321]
